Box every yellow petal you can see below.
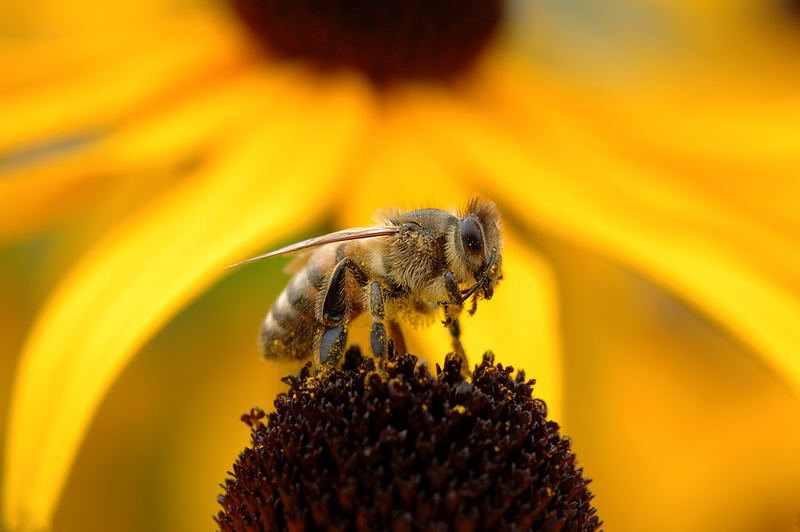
[0,0,186,38]
[0,39,106,92]
[3,74,373,530]
[0,67,297,243]
[0,151,105,243]
[480,53,800,168]
[550,240,800,531]
[0,12,250,154]
[409,86,800,397]
[99,68,289,172]
[0,13,212,92]
[339,96,476,226]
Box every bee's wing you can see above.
[225,226,400,269]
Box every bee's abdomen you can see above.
[260,260,328,359]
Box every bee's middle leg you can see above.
[369,284,406,358]
[439,271,464,326]
[336,258,391,359]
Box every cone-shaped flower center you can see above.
[232,0,503,83]
[216,348,601,531]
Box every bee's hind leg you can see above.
[317,256,371,367]
[369,284,406,365]
[369,281,390,358]
[318,325,347,366]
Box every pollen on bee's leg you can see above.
[370,322,387,357]
[318,325,347,365]
[368,281,389,358]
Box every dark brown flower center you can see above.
[231,0,503,84]
[216,348,601,531]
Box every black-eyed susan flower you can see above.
[216,347,600,531]
[2,0,800,530]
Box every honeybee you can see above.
[228,198,503,368]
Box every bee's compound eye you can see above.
[459,217,483,255]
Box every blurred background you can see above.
[2,0,800,530]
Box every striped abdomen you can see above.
[260,245,339,360]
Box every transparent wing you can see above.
[225,225,400,269]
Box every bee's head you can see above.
[450,197,504,300]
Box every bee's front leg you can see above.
[441,272,468,374]
[439,271,464,327]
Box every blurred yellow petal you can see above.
[0,67,296,243]
[410,93,800,397]
[0,151,107,242]
[0,40,110,92]
[3,75,372,530]
[575,93,800,172]
[0,0,184,37]
[339,97,474,224]
[480,53,800,170]
[100,68,286,171]
[0,15,216,92]
[0,12,250,154]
